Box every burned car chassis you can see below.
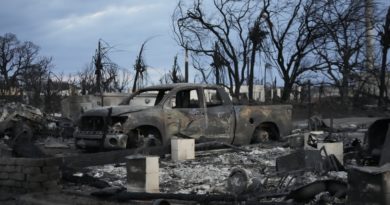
[74,83,292,150]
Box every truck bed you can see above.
[232,104,292,145]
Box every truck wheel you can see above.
[251,124,279,143]
[252,127,269,143]
[142,129,162,147]
[127,128,162,148]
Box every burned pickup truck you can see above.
[74,83,292,149]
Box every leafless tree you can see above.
[0,33,42,96]
[170,55,184,83]
[262,0,322,102]
[44,71,70,113]
[19,56,52,107]
[113,69,131,93]
[101,64,119,92]
[76,39,133,95]
[173,0,267,98]
[191,52,214,84]
[248,15,267,101]
[66,73,79,96]
[210,43,224,85]
[379,7,390,106]
[0,33,19,94]
[0,33,58,108]
[159,55,185,84]
[132,40,149,92]
[159,74,170,84]
[311,0,367,105]
[78,63,95,95]
[93,39,124,94]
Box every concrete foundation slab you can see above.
[171,138,195,162]
[126,155,159,193]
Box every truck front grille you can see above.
[79,116,128,131]
[79,116,105,131]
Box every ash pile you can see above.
[0,102,74,158]
[84,141,348,204]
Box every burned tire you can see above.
[251,123,279,143]
[127,128,162,148]
[141,129,162,147]
[227,167,250,195]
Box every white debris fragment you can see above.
[73,172,84,177]
[109,180,126,187]
[93,171,104,178]
[327,171,347,180]
[47,122,57,130]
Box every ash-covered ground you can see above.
[79,142,347,202]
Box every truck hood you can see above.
[82,105,151,117]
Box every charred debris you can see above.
[0,100,390,204]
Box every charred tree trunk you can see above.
[234,82,241,100]
[132,40,148,93]
[379,7,390,107]
[281,81,293,102]
[132,70,140,93]
[249,47,256,101]
[379,47,388,107]
[215,67,220,85]
[185,46,189,83]
[340,79,350,106]
[94,41,103,94]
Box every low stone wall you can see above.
[0,157,62,193]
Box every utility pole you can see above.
[215,64,220,85]
[184,45,189,83]
[132,65,140,93]
[46,72,51,114]
[247,57,250,86]
[365,0,375,71]
[95,41,102,92]
[307,80,312,131]
[94,40,104,106]
[264,63,271,102]
[212,42,222,85]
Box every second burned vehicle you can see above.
[74,83,292,149]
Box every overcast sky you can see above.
[0,0,389,84]
[0,0,183,81]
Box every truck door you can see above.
[202,88,235,143]
[164,88,206,141]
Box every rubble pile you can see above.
[160,146,289,194]
[84,144,347,202]
[0,102,74,140]
[84,145,291,194]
